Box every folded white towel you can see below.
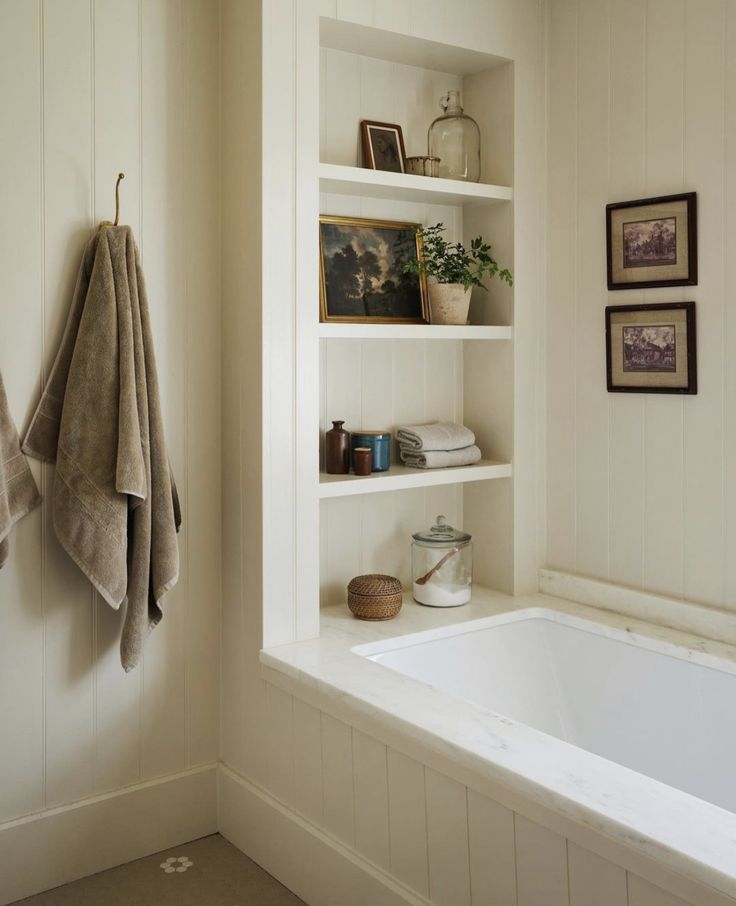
[396,422,475,452]
[400,445,482,469]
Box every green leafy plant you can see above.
[403,223,513,291]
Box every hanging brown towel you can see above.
[0,370,41,568]
[23,225,181,671]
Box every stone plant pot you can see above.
[427,283,472,325]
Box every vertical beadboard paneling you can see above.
[373,0,410,35]
[682,0,725,606]
[514,815,569,906]
[0,0,219,824]
[93,0,146,793]
[321,713,355,846]
[627,875,692,906]
[386,748,429,898]
[726,2,736,604]
[607,0,646,590]
[0,0,44,824]
[360,340,393,429]
[320,49,361,166]
[41,0,96,809]
[352,730,390,871]
[266,684,295,805]
[219,0,250,779]
[467,790,516,906]
[293,698,324,825]
[139,0,187,783]
[568,843,627,906]
[548,0,736,613]
[320,48,461,169]
[262,0,297,648]
[425,769,471,906]
[181,0,221,768]
[574,0,609,579]
[641,0,686,601]
[545,0,578,573]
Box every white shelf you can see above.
[319,18,508,77]
[319,163,513,208]
[319,460,512,499]
[319,323,512,340]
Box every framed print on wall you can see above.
[605,302,697,394]
[606,192,697,290]
[360,120,407,173]
[319,215,428,324]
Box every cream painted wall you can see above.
[546,0,736,610]
[0,0,220,826]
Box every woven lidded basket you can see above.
[347,574,403,621]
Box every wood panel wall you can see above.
[0,0,220,826]
[257,678,716,906]
[546,0,736,611]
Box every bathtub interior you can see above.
[358,611,736,813]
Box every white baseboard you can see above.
[0,764,218,905]
[539,568,736,648]
[218,765,429,906]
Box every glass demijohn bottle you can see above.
[427,90,481,183]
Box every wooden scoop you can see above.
[415,547,460,586]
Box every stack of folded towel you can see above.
[397,422,481,469]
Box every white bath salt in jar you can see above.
[411,515,472,607]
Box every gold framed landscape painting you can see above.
[319,215,428,323]
[606,192,697,290]
[605,302,697,394]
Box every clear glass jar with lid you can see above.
[412,515,472,607]
[427,90,481,182]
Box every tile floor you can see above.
[13,834,305,905]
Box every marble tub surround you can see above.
[540,569,736,649]
[261,588,736,902]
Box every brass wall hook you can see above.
[114,172,125,226]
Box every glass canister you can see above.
[427,90,481,182]
[412,515,472,607]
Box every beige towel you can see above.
[400,444,482,469]
[0,370,41,568]
[396,422,476,452]
[23,225,180,671]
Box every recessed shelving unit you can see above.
[318,162,512,207]
[318,323,512,340]
[316,20,517,610]
[319,461,513,499]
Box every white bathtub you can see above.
[353,607,736,816]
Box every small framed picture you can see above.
[606,192,697,290]
[361,120,407,173]
[319,215,428,323]
[605,302,697,394]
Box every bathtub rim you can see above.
[351,605,736,678]
[261,589,736,902]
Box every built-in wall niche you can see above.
[319,19,513,189]
[318,187,511,330]
[314,19,517,604]
[320,336,462,472]
[320,484,463,607]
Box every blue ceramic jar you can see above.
[350,431,391,472]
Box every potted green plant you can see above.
[404,223,513,325]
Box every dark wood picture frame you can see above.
[360,120,407,174]
[605,302,697,394]
[606,192,697,290]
